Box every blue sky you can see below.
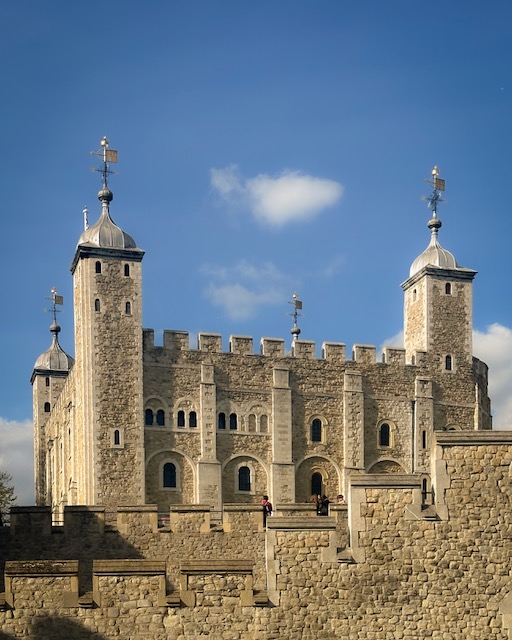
[1,1,511,503]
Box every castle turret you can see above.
[69,138,145,509]
[31,293,74,505]
[402,167,476,369]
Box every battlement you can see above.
[143,328,421,366]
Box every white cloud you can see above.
[0,417,34,506]
[210,165,343,228]
[474,323,512,430]
[203,260,286,321]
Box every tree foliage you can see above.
[0,470,16,524]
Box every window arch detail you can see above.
[162,462,178,489]
[378,422,392,448]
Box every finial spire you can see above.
[91,136,118,204]
[424,165,445,218]
[289,293,303,345]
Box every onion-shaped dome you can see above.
[77,188,137,249]
[33,323,74,372]
[409,215,459,277]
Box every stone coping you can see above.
[266,516,337,531]
[434,430,512,445]
[180,560,254,574]
[117,504,158,513]
[349,474,421,489]
[5,560,79,576]
[168,504,212,513]
[93,560,165,575]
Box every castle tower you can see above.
[402,167,476,369]
[69,138,145,509]
[31,291,74,506]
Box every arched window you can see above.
[113,429,120,446]
[260,415,268,432]
[238,466,251,492]
[177,410,185,428]
[218,412,226,429]
[379,423,391,447]
[445,282,452,295]
[422,430,427,449]
[163,463,177,488]
[45,377,50,387]
[311,418,322,442]
[145,409,154,426]
[125,301,131,315]
[156,409,165,426]
[189,411,197,428]
[311,472,323,496]
[248,414,256,432]
[44,402,51,413]
[445,355,453,371]
[229,413,238,430]
[95,261,102,274]
[94,299,100,312]
[124,264,130,277]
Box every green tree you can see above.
[0,470,16,524]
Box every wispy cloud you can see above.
[0,417,34,506]
[202,260,286,321]
[210,164,343,228]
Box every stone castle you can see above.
[1,147,511,639]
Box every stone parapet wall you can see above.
[2,433,512,638]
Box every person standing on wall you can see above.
[262,495,273,526]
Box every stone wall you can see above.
[2,432,512,639]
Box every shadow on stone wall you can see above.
[1,615,107,640]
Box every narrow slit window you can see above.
[177,410,185,428]
[445,282,452,295]
[44,402,51,413]
[145,409,154,426]
[445,355,453,371]
[45,377,50,387]
[95,299,101,312]
[379,423,391,447]
[229,413,238,430]
[95,261,102,274]
[238,466,251,491]
[156,409,165,426]
[189,411,197,428]
[218,412,226,429]
[113,429,120,446]
[124,264,130,277]
[422,430,427,449]
[163,463,177,488]
[311,418,322,442]
[125,301,131,315]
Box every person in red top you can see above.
[262,495,273,526]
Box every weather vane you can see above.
[91,136,118,190]
[423,165,445,217]
[289,293,303,344]
[45,288,64,325]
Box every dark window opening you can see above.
[156,409,165,426]
[124,264,130,277]
[445,282,452,295]
[114,429,120,445]
[177,410,185,428]
[163,463,177,488]
[95,261,101,274]
[94,299,100,312]
[44,402,51,413]
[189,411,197,428]
[125,301,131,315]
[238,466,251,491]
[379,423,391,447]
[311,472,322,496]
[218,412,226,429]
[145,409,154,426]
[45,377,50,387]
[311,418,322,442]
[422,430,427,449]
[229,413,238,430]
[445,355,453,371]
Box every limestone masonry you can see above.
[1,152,511,638]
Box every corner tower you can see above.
[70,138,145,509]
[402,167,476,369]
